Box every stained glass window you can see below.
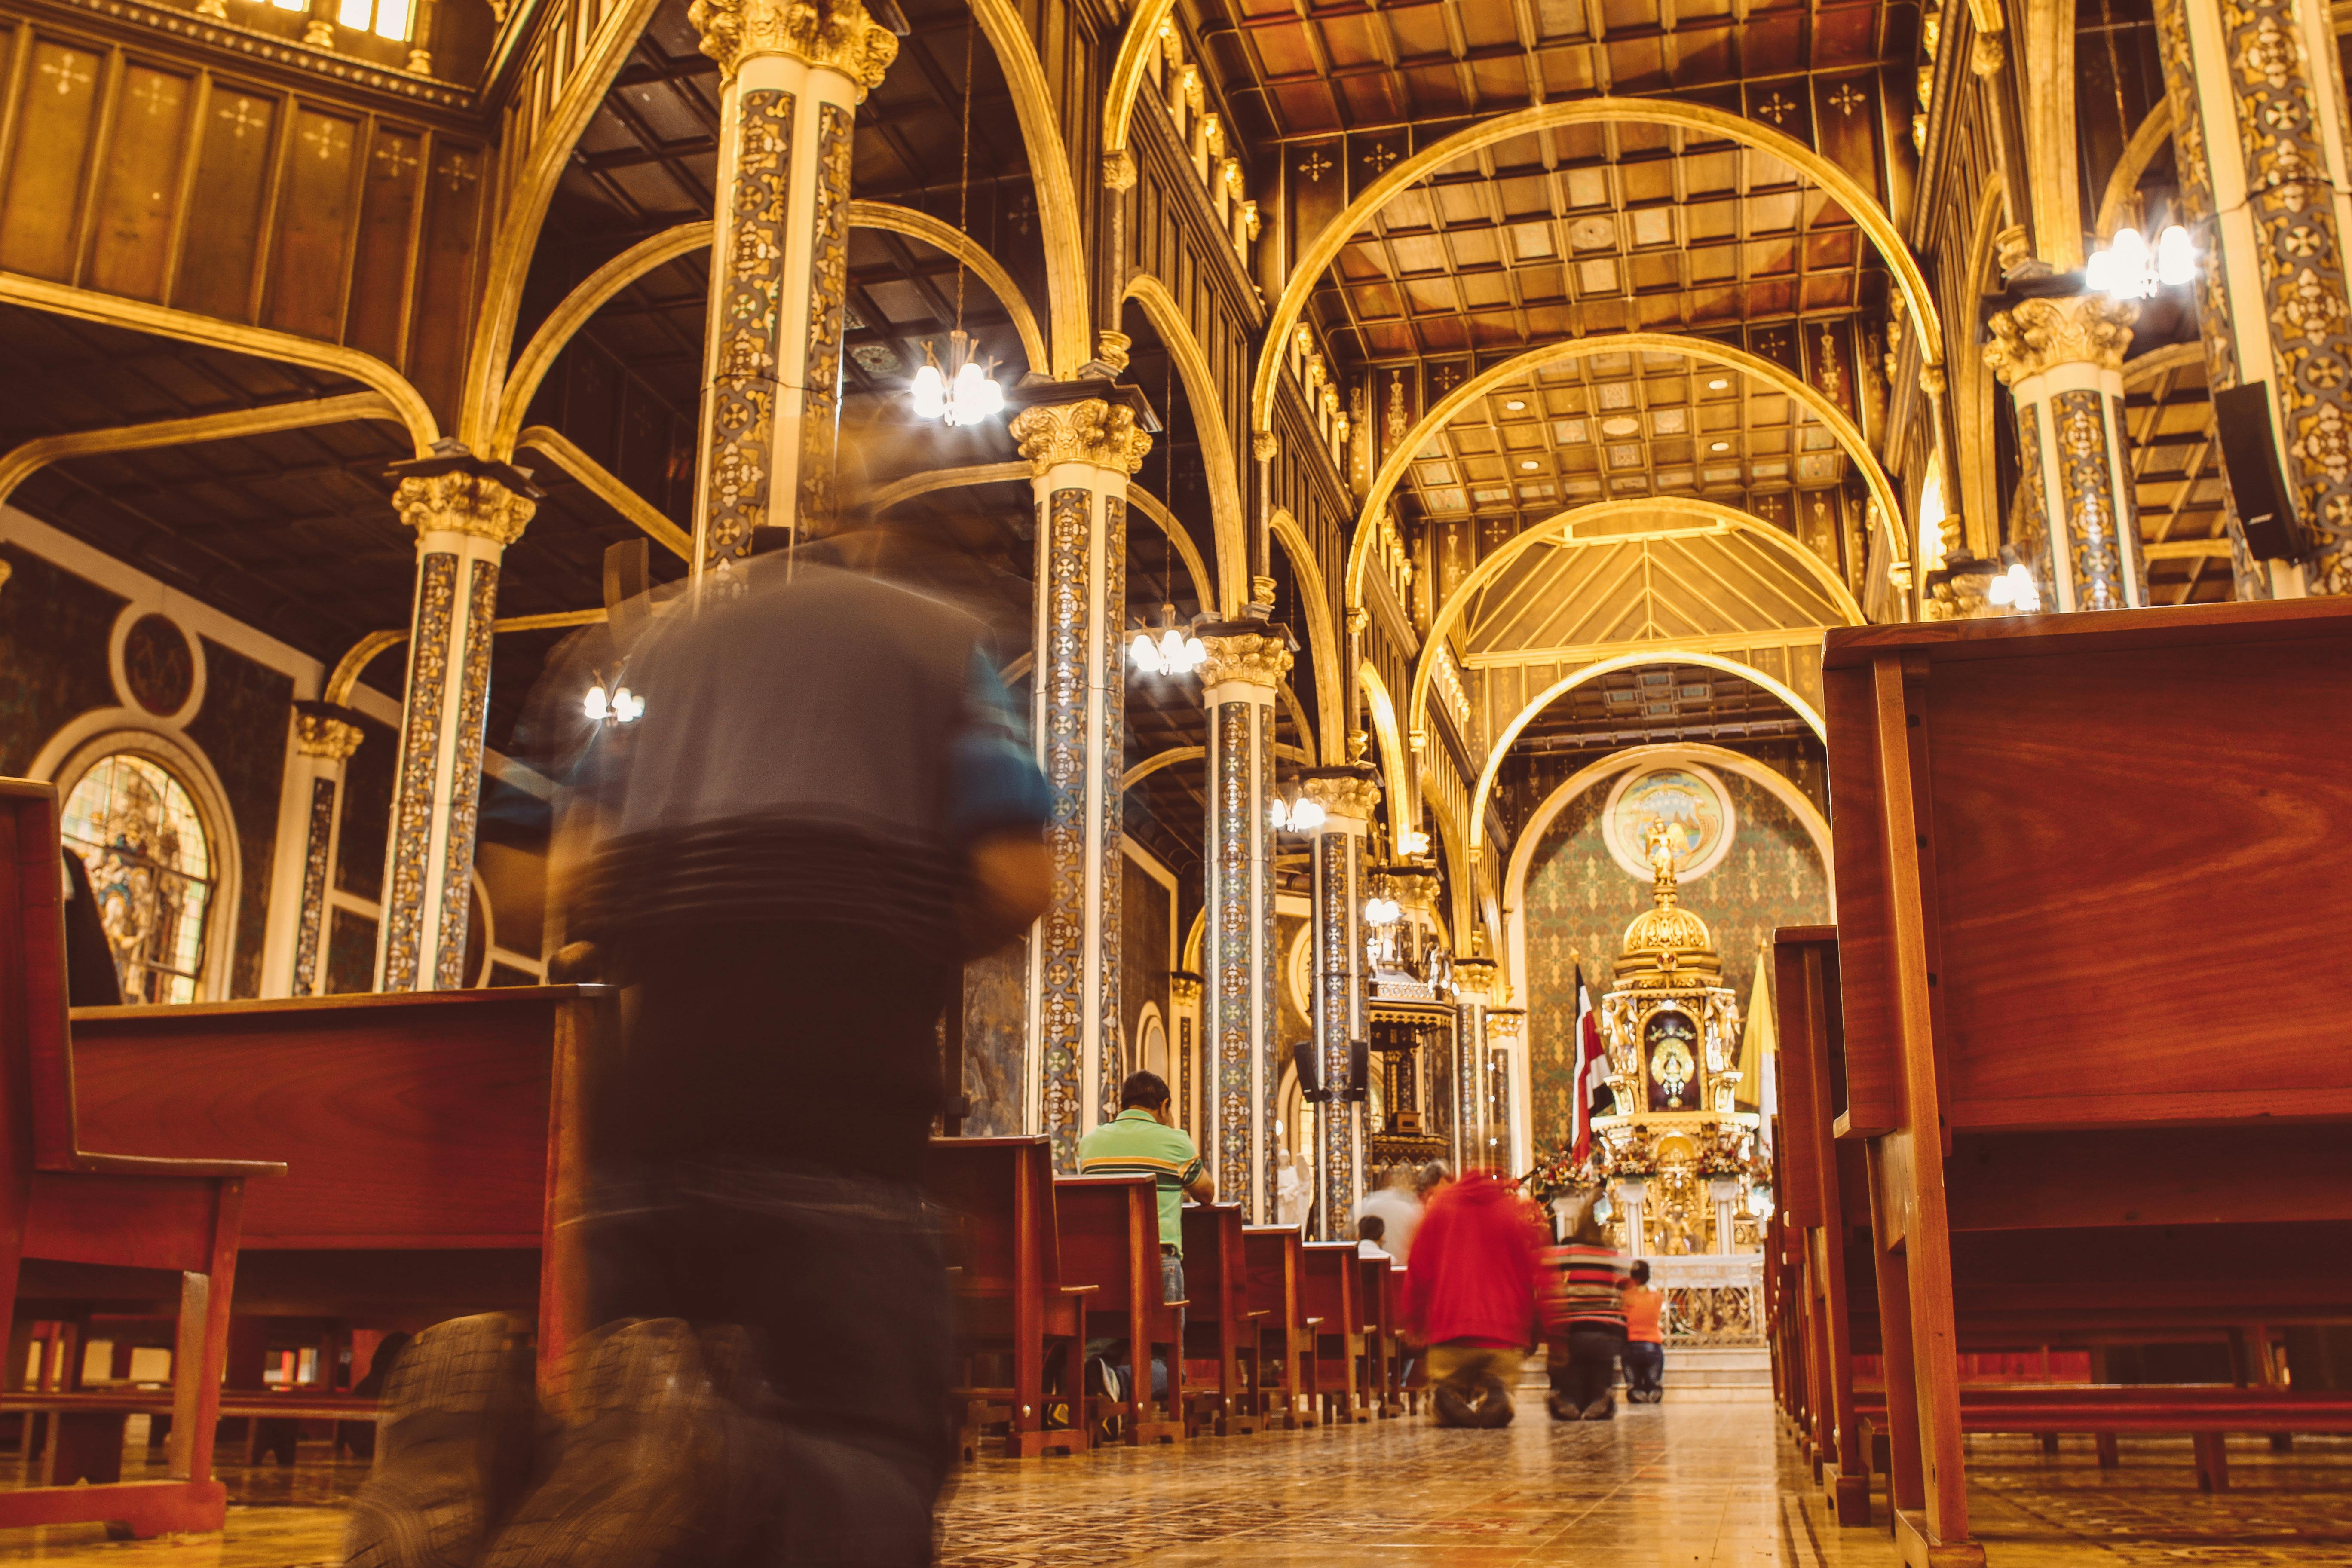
[61,754,215,1005]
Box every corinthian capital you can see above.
[1298,765,1381,824]
[1195,629,1292,690]
[1008,398,1153,476]
[392,469,537,547]
[689,0,898,92]
[1981,293,2139,384]
[294,703,366,762]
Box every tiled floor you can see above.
[0,1399,2346,1565]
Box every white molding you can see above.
[105,604,207,726]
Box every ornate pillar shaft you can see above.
[1452,956,1495,1171]
[1985,296,2149,612]
[377,462,537,992]
[1200,625,1292,1222]
[1302,766,1378,1239]
[688,0,895,576]
[1170,970,1204,1133]
[2153,0,2352,596]
[1011,397,1151,1171]
[287,703,363,997]
[1487,1005,1525,1175]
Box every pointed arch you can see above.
[968,0,1089,377]
[1405,496,1863,741]
[1269,507,1344,763]
[1468,650,1828,851]
[1249,97,1945,439]
[1357,658,1413,834]
[1123,272,1249,614]
[1102,0,1177,162]
[1344,332,1904,608]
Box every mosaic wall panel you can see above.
[1036,487,1090,1168]
[1523,772,1828,1157]
[797,100,853,530]
[184,637,293,999]
[701,89,793,569]
[381,551,456,992]
[291,776,337,997]
[1097,495,1126,1122]
[1210,699,1253,1205]
[0,544,122,775]
[962,932,1028,1137]
[1258,701,1280,1222]
[2051,389,2128,610]
[1316,834,1356,1225]
[434,559,499,991]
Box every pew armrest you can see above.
[63,1151,289,1181]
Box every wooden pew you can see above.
[1054,1175,1185,1446]
[0,780,285,1538]
[1302,1242,1368,1424]
[1179,1201,1262,1436]
[1383,1265,1418,1412]
[65,985,605,1393]
[926,1137,1093,1458]
[1240,1226,1317,1429]
[1357,1251,1400,1417]
[1820,600,2352,1567]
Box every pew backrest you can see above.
[927,1136,1070,1298]
[0,780,88,1173]
[1054,1174,1167,1311]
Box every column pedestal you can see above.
[1300,765,1378,1239]
[376,458,538,992]
[1010,395,1152,1170]
[1200,623,1292,1222]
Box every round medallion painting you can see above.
[1603,763,1735,882]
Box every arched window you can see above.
[61,753,216,1004]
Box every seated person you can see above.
[1072,1071,1212,1413]
[1357,1214,1390,1260]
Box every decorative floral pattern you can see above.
[2013,405,2058,605]
[1210,698,1253,1208]
[434,558,499,991]
[381,551,454,993]
[798,100,853,530]
[1096,496,1126,1123]
[1037,487,1089,1170]
[291,776,336,997]
[702,89,793,570]
[1315,826,1358,1226]
[2052,389,2129,610]
[1257,700,1280,1221]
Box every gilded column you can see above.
[1170,970,1204,1133]
[1452,955,1496,1171]
[1199,624,1292,1222]
[1011,395,1152,1170]
[2152,0,2352,596]
[688,0,896,576]
[287,703,364,997]
[1300,764,1378,1240]
[1487,1006,1525,1174]
[1983,295,2150,612]
[377,459,538,992]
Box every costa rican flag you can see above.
[1571,965,1610,1162]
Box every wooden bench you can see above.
[1179,1202,1263,1436]
[1357,1252,1400,1418]
[0,781,286,1539]
[0,1390,380,1484]
[1054,1174,1186,1446]
[927,1136,1094,1458]
[1820,600,2352,1567]
[1240,1226,1318,1430]
[1302,1242,1369,1424]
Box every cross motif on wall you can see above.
[1362,143,1400,173]
[1829,84,1865,116]
[1298,149,1333,184]
[303,120,351,162]
[1757,92,1796,125]
[38,52,93,97]
[217,97,266,138]
[130,75,174,116]
[438,153,477,193]
[375,141,419,180]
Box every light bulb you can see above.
[1130,630,1162,674]
[1180,635,1205,668]
[2002,562,2041,613]
[583,684,609,722]
[910,361,946,420]
[2156,224,2195,285]
[1290,797,1326,833]
[1269,801,1289,830]
[948,361,993,426]
[1159,627,1186,665]
[612,687,642,723]
[2085,248,2116,296]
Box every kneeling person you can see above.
[1400,1171,1543,1428]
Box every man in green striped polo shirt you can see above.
[1078,1071,1213,1405]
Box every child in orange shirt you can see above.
[1620,1260,1666,1403]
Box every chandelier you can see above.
[1269,791,1326,834]
[1128,602,1205,677]
[910,331,1004,427]
[2084,225,2194,301]
[583,669,642,724]
[1986,560,2042,613]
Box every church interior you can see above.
[0,0,2347,1552]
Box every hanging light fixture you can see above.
[909,21,1005,428]
[1128,602,1207,677]
[1269,790,1326,834]
[583,669,643,725]
[2085,225,2195,301]
[1985,560,2042,613]
[1363,894,1403,926]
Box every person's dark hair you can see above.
[1119,1070,1172,1111]
[1415,1160,1453,1196]
[1629,1259,1651,1285]
[1357,1214,1386,1243]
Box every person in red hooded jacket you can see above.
[1399,1170,1546,1427]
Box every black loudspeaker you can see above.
[1293,1041,1323,1102]
[1347,1041,1369,1102]
[2212,383,2308,561]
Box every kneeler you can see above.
[0,780,284,1538]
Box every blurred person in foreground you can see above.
[1399,1168,1544,1428]
[1620,1259,1666,1403]
[345,499,1050,1568]
[1352,1166,1423,1263]
[1543,1198,1632,1422]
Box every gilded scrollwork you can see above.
[2052,389,2131,609]
[702,89,793,570]
[381,552,456,992]
[1008,398,1154,477]
[435,559,500,990]
[797,101,854,531]
[392,471,536,546]
[1981,294,2138,384]
[1038,486,1090,1167]
[290,776,337,998]
[2013,404,2059,605]
[689,0,898,91]
[1196,631,1292,691]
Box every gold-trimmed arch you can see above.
[0,394,400,508]
[1124,273,1249,614]
[2095,101,2177,242]
[1124,486,1219,621]
[1102,0,1177,164]
[1249,98,1945,439]
[1269,507,1345,763]
[969,0,1089,377]
[1357,658,1414,834]
[0,273,438,456]
[1469,649,1828,852]
[492,222,714,459]
[1404,496,1863,741]
[845,201,1049,374]
[1347,332,1904,607]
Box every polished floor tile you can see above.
[0,1401,2345,1565]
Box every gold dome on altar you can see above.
[1612,820,1722,988]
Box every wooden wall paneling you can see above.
[0,36,106,280]
[265,107,366,340]
[243,85,298,325]
[84,61,196,303]
[345,120,426,371]
[175,83,282,322]
[157,70,211,301]
[405,131,488,426]
[64,45,124,286]
[0,26,25,200]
